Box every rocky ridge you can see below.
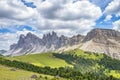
[81,28,120,59]
[6,31,84,56]
[5,28,120,59]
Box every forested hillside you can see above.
[0,49,120,80]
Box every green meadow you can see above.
[0,64,57,80]
[7,53,72,68]
[2,49,120,79]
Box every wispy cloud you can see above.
[0,0,119,50]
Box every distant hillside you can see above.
[6,49,120,79]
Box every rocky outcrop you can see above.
[7,31,84,56]
[5,28,120,59]
[81,28,120,59]
[83,28,120,43]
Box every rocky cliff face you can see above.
[7,31,84,56]
[81,28,120,59]
[8,33,44,56]
[83,28,120,43]
[6,28,120,59]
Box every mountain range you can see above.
[4,28,120,59]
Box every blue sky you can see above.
[0,0,120,50]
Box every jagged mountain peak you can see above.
[51,31,57,36]
[6,28,120,59]
[19,34,25,39]
[7,31,84,56]
[43,31,58,39]
[25,32,40,39]
[19,32,39,40]
[26,32,34,37]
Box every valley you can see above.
[1,0,120,79]
[1,28,120,80]
[1,49,120,80]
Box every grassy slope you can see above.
[0,64,55,80]
[66,49,120,79]
[66,49,104,60]
[6,49,120,79]
[7,53,72,68]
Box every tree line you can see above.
[0,56,119,80]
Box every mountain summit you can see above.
[83,28,120,43]
[81,28,120,59]
[6,28,120,59]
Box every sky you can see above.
[0,0,120,50]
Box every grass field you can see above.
[66,49,104,60]
[7,53,72,68]
[108,70,120,79]
[5,49,120,79]
[0,64,56,80]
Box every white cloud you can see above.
[90,0,112,9]
[113,20,120,31]
[104,15,112,21]
[55,1,102,21]
[0,0,37,21]
[0,0,103,49]
[104,0,120,17]
[0,0,38,29]
[0,33,18,50]
[34,0,102,35]
[36,0,102,21]
[104,0,120,32]
[0,0,102,35]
